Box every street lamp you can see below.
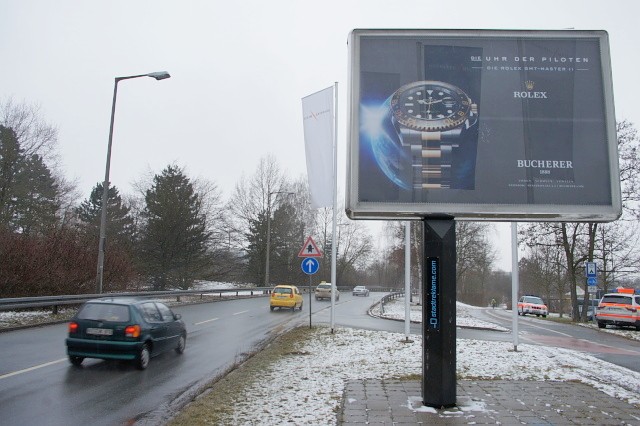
[96,71,171,294]
[264,191,294,287]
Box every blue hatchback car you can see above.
[66,297,186,370]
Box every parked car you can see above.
[352,286,370,297]
[270,284,304,311]
[66,297,186,370]
[517,295,548,317]
[595,290,640,330]
[315,282,339,301]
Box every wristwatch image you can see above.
[390,80,478,189]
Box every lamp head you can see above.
[147,71,171,80]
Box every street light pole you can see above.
[264,191,294,287]
[95,71,170,294]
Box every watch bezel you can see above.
[391,80,473,132]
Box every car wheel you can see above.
[175,334,186,354]
[597,322,606,329]
[136,344,150,370]
[299,302,304,311]
[69,356,84,367]
[270,306,274,311]
[542,314,547,318]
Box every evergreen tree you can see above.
[76,183,135,243]
[270,202,305,284]
[0,125,22,227]
[140,165,211,290]
[11,153,59,234]
[0,125,59,234]
[245,210,267,285]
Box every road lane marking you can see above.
[488,311,640,355]
[233,310,249,316]
[516,319,574,338]
[0,358,66,380]
[194,317,219,325]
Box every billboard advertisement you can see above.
[346,29,621,221]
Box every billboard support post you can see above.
[422,219,456,408]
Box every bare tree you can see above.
[519,121,640,321]
[227,155,287,239]
[455,222,496,304]
[0,98,58,163]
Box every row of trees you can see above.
[0,98,380,296]
[2,97,640,325]
[515,121,640,319]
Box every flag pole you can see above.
[330,81,338,333]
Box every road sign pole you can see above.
[309,274,312,329]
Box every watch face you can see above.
[391,80,473,131]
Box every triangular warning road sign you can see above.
[298,236,323,258]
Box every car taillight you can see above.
[68,322,79,333]
[271,292,276,298]
[627,307,637,312]
[290,293,293,298]
[125,325,141,338]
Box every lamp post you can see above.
[96,71,171,294]
[264,191,294,287]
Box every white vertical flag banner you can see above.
[302,86,334,209]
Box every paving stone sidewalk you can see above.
[339,379,640,425]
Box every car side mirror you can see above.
[174,314,182,320]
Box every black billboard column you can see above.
[422,219,456,408]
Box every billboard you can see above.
[346,29,621,221]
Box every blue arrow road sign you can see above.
[301,258,320,275]
[587,277,597,286]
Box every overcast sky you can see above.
[2,0,639,271]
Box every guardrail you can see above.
[0,288,269,314]
[0,286,404,314]
[378,291,405,314]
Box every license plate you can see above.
[87,327,113,336]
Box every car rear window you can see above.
[274,287,292,294]
[317,284,331,290]
[77,303,130,322]
[600,295,633,305]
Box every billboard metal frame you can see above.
[346,29,621,222]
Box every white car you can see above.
[517,295,548,317]
[352,286,370,297]
[596,291,640,330]
[315,282,339,301]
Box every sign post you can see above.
[422,220,456,408]
[299,237,323,329]
[586,262,598,322]
[301,258,320,329]
[346,29,620,411]
[586,262,597,289]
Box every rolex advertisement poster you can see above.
[346,29,621,221]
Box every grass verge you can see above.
[168,325,315,425]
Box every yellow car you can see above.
[270,284,304,311]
